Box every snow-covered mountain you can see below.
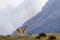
[22,0,60,34]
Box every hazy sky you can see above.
[0,0,48,9]
[0,0,24,8]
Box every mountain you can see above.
[22,0,60,34]
[0,0,48,35]
[11,0,48,35]
[12,0,48,27]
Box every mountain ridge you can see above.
[22,0,60,34]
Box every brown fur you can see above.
[16,27,27,33]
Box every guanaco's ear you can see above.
[16,28,18,31]
[16,28,20,31]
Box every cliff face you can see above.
[22,0,60,34]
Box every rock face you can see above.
[22,0,60,34]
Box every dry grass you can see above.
[0,33,60,40]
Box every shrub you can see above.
[39,33,46,38]
[48,36,56,40]
[7,35,10,37]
